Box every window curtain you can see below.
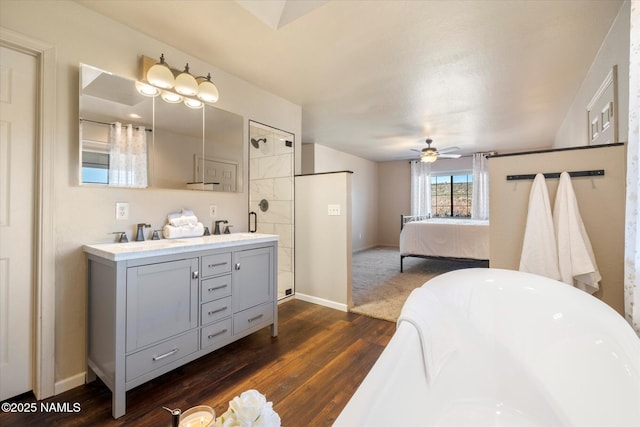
[410,160,431,217]
[472,152,489,220]
[109,122,148,188]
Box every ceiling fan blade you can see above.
[438,146,460,154]
[437,153,461,159]
[410,148,421,152]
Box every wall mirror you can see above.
[79,63,244,192]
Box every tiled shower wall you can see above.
[249,123,294,299]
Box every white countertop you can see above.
[83,233,278,261]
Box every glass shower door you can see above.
[248,121,294,300]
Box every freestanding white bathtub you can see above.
[334,268,640,427]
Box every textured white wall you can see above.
[1,0,301,386]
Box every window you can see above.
[431,174,472,217]
[82,151,109,184]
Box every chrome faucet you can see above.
[135,223,151,241]
[213,220,228,235]
[113,231,128,243]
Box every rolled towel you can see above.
[167,211,199,227]
[162,222,205,239]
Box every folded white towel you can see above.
[162,222,204,239]
[397,286,460,385]
[553,172,601,294]
[519,173,561,280]
[167,211,199,227]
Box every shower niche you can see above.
[249,121,294,300]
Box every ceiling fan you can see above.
[412,138,461,163]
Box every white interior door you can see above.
[0,45,36,400]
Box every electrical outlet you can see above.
[209,205,217,218]
[116,202,129,220]
[328,204,341,216]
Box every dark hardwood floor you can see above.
[0,300,394,426]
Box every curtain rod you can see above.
[506,169,604,181]
[489,142,624,158]
[80,118,152,132]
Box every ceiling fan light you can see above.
[197,74,219,103]
[421,152,438,163]
[160,90,183,104]
[174,63,198,96]
[146,54,174,89]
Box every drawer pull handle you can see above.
[208,262,227,268]
[152,348,178,361]
[208,329,228,339]
[207,284,228,292]
[208,306,228,316]
[248,314,263,323]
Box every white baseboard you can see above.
[295,293,348,312]
[54,371,86,395]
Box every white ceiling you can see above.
[76,0,623,162]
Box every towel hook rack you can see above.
[506,169,604,181]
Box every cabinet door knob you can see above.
[192,271,199,279]
[235,263,241,270]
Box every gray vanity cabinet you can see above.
[233,247,277,336]
[84,235,278,419]
[125,258,199,352]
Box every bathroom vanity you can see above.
[83,234,278,418]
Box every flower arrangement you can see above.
[214,389,281,427]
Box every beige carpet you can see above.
[350,247,488,322]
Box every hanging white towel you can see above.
[519,173,561,280]
[553,171,601,294]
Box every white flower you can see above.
[213,390,281,427]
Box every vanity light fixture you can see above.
[137,54,219,108]
[197,73,219,103]
[134,81,159,97]
[160,90,183,104]
[146,54,174,89]
[174,63,198,96]
[184,97,204,109]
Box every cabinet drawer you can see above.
[201,318,232,349]
[201,296,232,325]
[126,330,198,382]
[201,253,232,277]
[200,275,231,303]
[234,302,274,336]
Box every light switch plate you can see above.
[209,205,217,218]
[116,202,129,220]
[328,204,341,216]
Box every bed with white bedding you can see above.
[334,268,640,427]
[399,216,489,271]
